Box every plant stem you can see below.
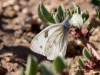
[70,28,100,60]
[79,36,100,60]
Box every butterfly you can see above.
[30,13,83,60]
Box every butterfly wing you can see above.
[30,24,62,55]
[44,26,69,60]
[30,24,69,60]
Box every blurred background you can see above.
[0,0,100,75]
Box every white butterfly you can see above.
[30,13,83,60]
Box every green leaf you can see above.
[72,2,78,9]
[38,4,48,23]
[66,59,71,69]
[87,22,93,31]
[54,12,62,23]
[57,4,65,18]
[72,2,81,14]
[51,11,56,17]
[26,55,38,75]
[64,10,70,18]
[54,56,67,73]
[5,73,11,75]
[83,48,92,60]
[71,72,76,75]
[76,7,81,14]
[97,10,100,20]
[78,57,85,68]
[69,13,83,28]
[20,68,25,75]
[71,9,75,14]
[88,48,92,56]
[67,9,72,16]
[81,9,89,22]
[39,61,56,75]
[39,2,55,23]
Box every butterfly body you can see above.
[30,16,71,60]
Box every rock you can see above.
[3,6,17,18]
[0,42,4,50]
[90,36,99,42]
[14,39,21,46]
[89,70,100,75]
[2,0,16,8]
[22,8,29,14]
[4,53,16,62]
[24,24,32,32]
[32,15,42,24]
[92,27,100,35]
[13,5,20,12]
[20,38,28,44]
[26,32,35,38]
[5,56,15,62]
[40,24,45,30]
[14,30,23,38]
[8,10,16,18]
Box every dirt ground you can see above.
[0,0,100,75]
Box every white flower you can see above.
[69,13,83,28]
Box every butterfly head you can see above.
[61,16,72,29]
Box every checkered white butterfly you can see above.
[30,13,83,60]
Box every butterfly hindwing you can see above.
[44,27,69,60]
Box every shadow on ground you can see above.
[0,45,47,63]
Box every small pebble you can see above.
[13,5,20,11]
[4,53,16,62]
[24,24,32,32]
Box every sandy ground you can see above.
[0,0,100,75]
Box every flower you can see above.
[69,13,83,28]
